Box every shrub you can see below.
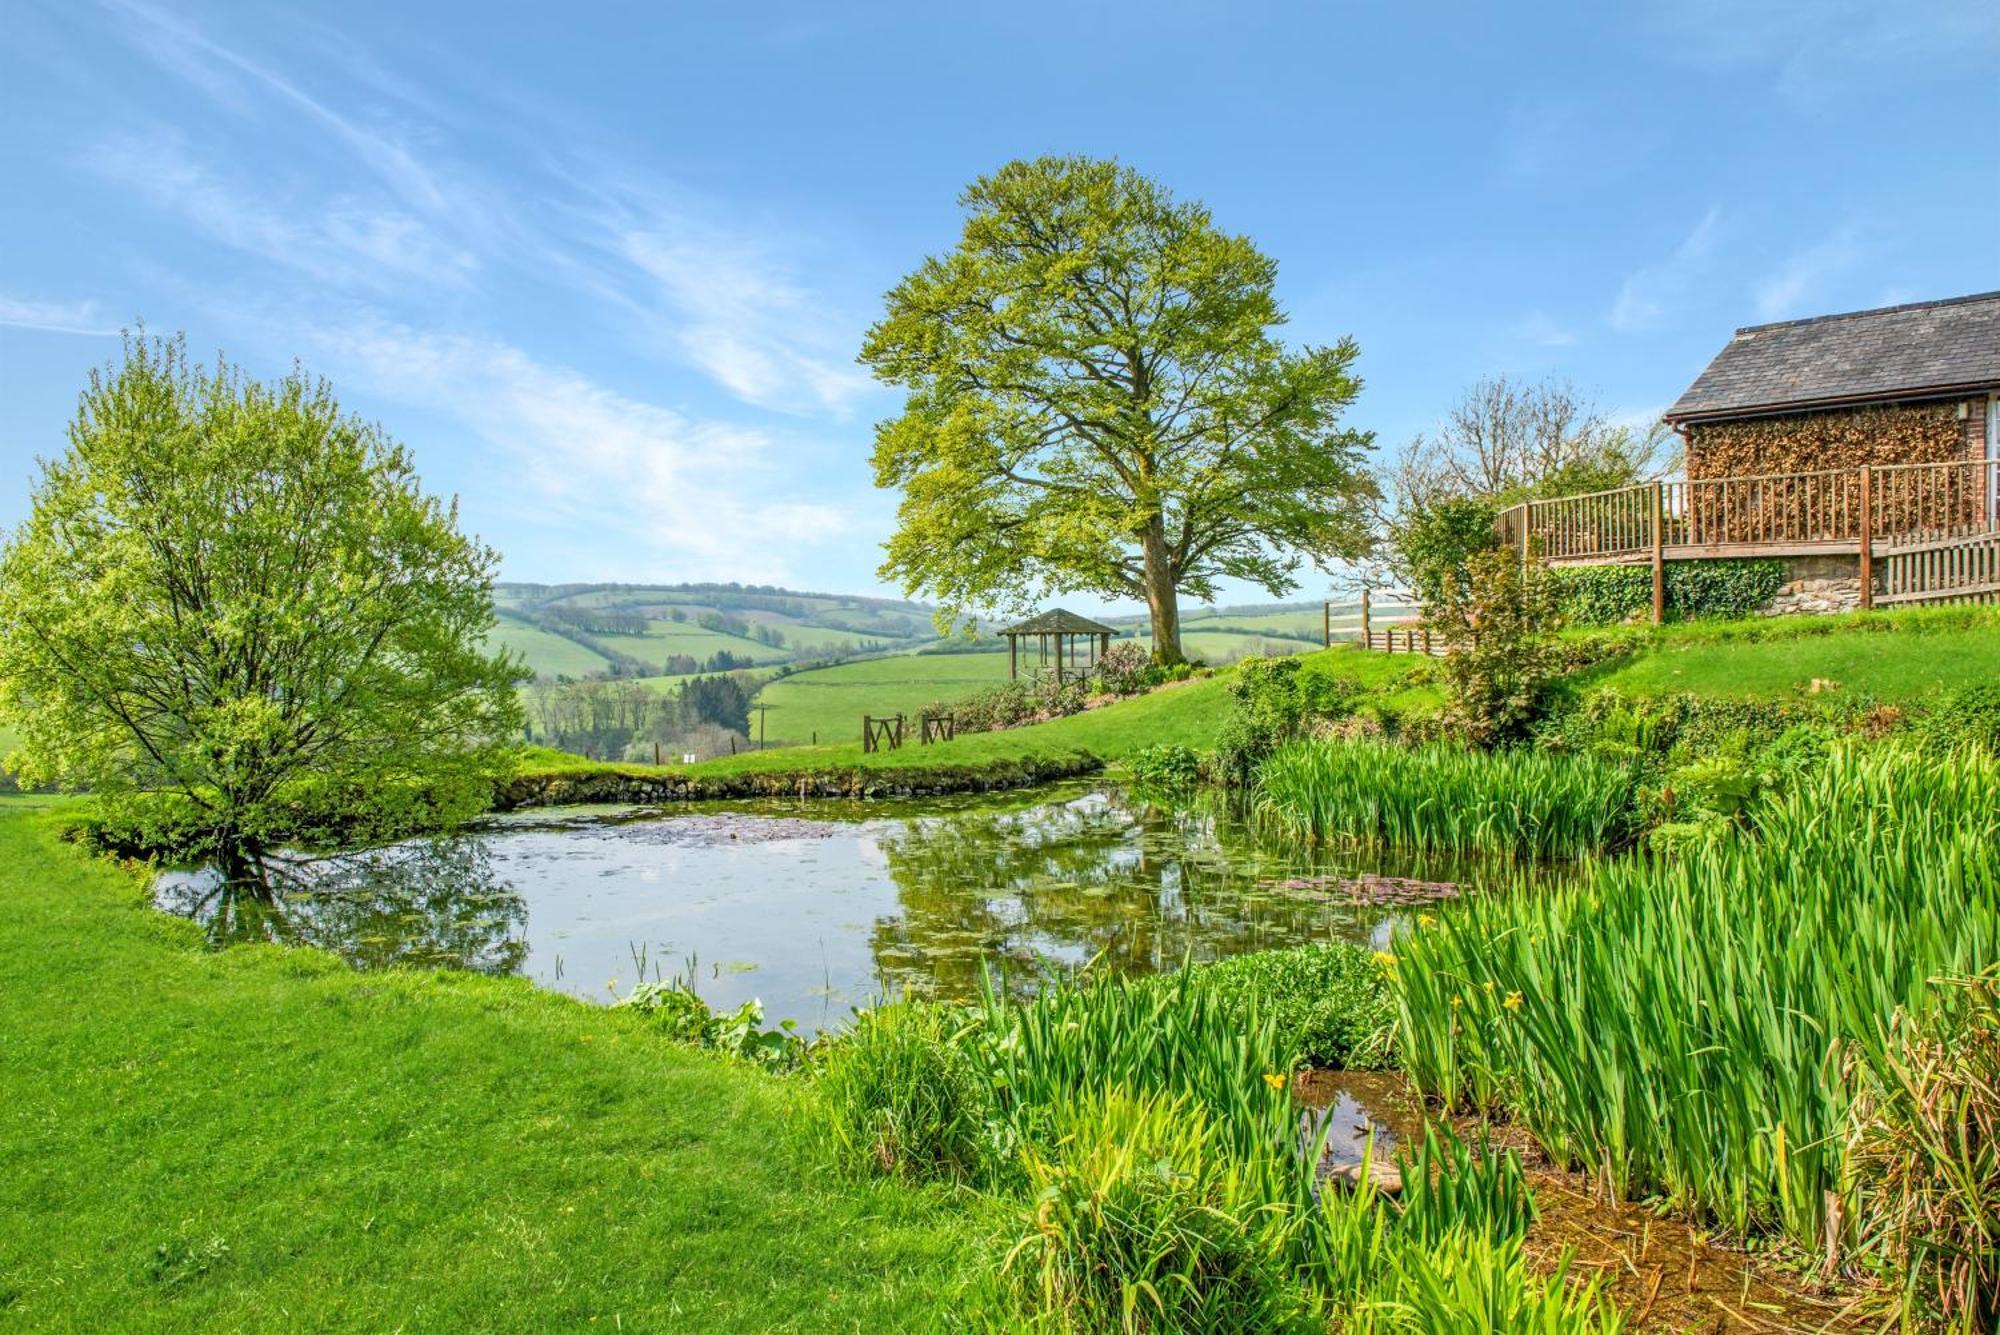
[1393,496,1500,609]
[1125,743,1203,792]
[1213,657,1363,783]
[1915,683,2000,755]
[1188,944,1396,1069]
[1425,546,1564,746]
[1094,640,1154,695]
[814,1001,994,1184]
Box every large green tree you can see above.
[861,156,1376,664]
[0,335,524,885]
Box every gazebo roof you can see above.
[1000,608,1119,637]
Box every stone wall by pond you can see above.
[1763,554,1866,616]
[492,751,1106,810]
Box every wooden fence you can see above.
[1501,458,2000,613]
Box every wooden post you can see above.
[1323,600,1330,647]
[1360,589,1371,650]
[1517,505,1529,572]
[1859,465,1874,610]
[1008,634,1017,680]
[1650,480,1665,626]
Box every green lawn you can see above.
[0,798,975,1330]
[1583,605,2000,701]
[751,651,1016,745]
[485,617,611,678]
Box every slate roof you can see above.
[1001,608,1119,636]
[1665,291,2000,422]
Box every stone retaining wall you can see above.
[493,751,1105,810]
[1763,554,1865,616]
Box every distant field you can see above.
[619,620,787,665]
[752,652,1015,745]
[485,619,611,678]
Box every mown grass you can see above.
[1578,604,2000,702]
[0,797,977,1331]
[1391,745,2000,1268]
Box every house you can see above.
[1664,290,2000,493]
[1502,291,2000,618]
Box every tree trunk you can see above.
[1140,523,1185,665]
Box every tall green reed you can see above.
[1392,745,2000,1267]
[1254,740,1637,858]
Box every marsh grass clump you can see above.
[814,1001,993,1184]
[813,966,1622,1332]
[1849,972,2000,1333]
[1254,740,1637,858]
[1392,745,2000,1282]
[1001,1089,1313,1333]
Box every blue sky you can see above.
[2,1,1996,609]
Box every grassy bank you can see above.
[1579,604,2000,701]
[0,798,975,1330]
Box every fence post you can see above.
[1859,465,1873,611]
[1359,589,1371,650]
[1650,480,1665,625]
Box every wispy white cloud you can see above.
[90,129,477,290]
[105,0,454,215]
[1752,227,1866,322]
[298,317,851,581]
[1608,206,1723,333]
[0,295,118,336]
[613,224,874,417]
[100,2,870,420]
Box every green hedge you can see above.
[1556,559,1788,626]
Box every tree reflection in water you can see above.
[154,839,529,977]
[867,789,1407,1003]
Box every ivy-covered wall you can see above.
[1683,398,1984,478]
[1555,558,1792,625]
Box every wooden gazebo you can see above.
[1001,608,1119,683]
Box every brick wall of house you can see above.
[1682,397,1984,478]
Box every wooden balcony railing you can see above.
[1498,458,2000,615]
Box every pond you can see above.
[155,782,1499,1031]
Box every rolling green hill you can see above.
[485,617,612,678]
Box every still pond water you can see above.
[156,782,1497,1031]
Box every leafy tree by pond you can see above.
[861,155,1377,665]
[0,334,524,886]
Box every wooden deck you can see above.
[1498,458,2000,616]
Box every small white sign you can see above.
[681,753,697,765]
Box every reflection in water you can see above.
[154,784,1509,1029]
[155,840,529,976]
[869,792,1435,1002]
